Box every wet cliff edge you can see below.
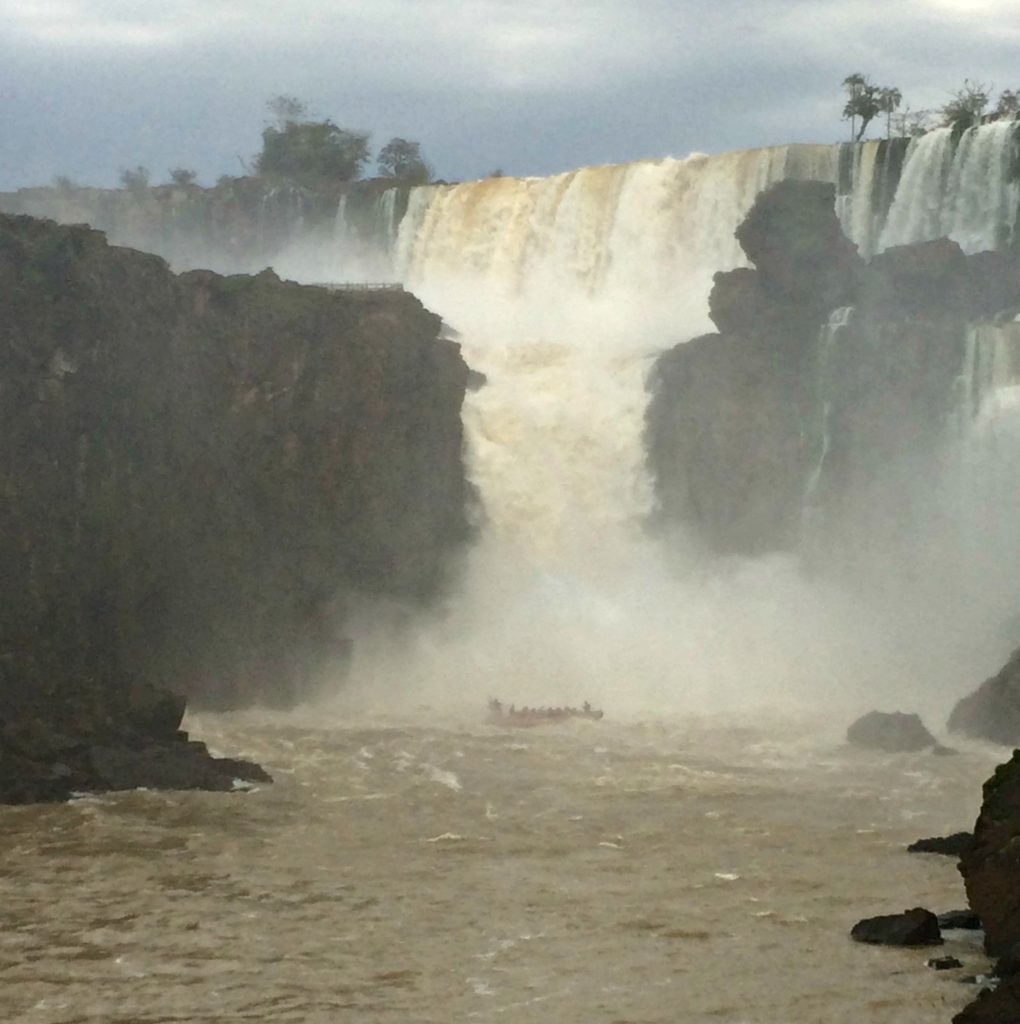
[0,212,471,803]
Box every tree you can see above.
[376,137,432,184]
[942,79,989,133]
[119,166,150,191]
[878,87,902,138]
[52,175,76,192]
[842,73,867,141]
[995,89,1020,119]
[842,73,884,142]
[266,94,308,127]
[256,96,370,186]
[169,167,197,186]
[892,107,935,138]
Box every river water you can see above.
[0,706,999,1024]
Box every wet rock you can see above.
[733,179,863,316]
[0,210,471,801]
[939,909,983,930]
[909,833,974,857]
[949,648,1020,746]
[994,942,1020,977]
[928,956,964,970]
[960,751,1020,956]
[954,976,1020,1023]
[850,907,942,946]
[862,238,969,320]
[846,711,937,752]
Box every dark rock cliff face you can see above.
[949,649,1020,746]
[0,212,469,800]
[646,180,1020,561]
[959,751,1020,957]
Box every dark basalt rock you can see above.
[647,179,1001,564]
[908,833,975,857]
[959,751,1020,956]
[850,907,942,946]
[928,956,964,970]
[994,942,1020,978]
[733,179,863,316]
[939,909,983,930]
[954,976,1020,1023]
[949,648,1020,746]
[0,211,471,801]
[846,711,937,752]
[861,238,969,320]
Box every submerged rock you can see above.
[850,907,942,946]
[908,833,975,857]
[846,711,937,752]
[927,956,964,970]
[949,648,1020,746]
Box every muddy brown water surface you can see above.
[0,708,1000,1023]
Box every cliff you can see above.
[646,180,1020,561]
[0,212,469,801]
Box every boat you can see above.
[487,698,604,727]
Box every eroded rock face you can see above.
[949,648,1020,746]
[846,711,937,752]
[733,178,863,319]
[647,179,1015,561]
[0,212,470,799]
[849,907,942,946]
[959,751,1020,956]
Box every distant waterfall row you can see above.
[330,121,1020,303]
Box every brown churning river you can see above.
[0,707,998,1024]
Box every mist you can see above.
[310,271,1019,730]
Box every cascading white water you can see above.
[880,121,1020,252]
[333,141,1020,720]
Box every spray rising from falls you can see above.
[322,127,1020,720]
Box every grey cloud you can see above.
[1,0,1018,189]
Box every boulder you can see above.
[850,907,942,946]
[908,833,974,857]
[959,751,1020,955]
[846,711,937,752]
[927,956,964,970]
[949,648,1020,746]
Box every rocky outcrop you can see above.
[846,711,937,752]
[959,751,1020,956]
[0,212,470,800]
[850,907,942,946]
[647,180,1020,560]
[909,834,975,858]
[949,648,1020,746]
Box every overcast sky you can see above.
[1,0,1018,190]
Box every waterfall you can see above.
[879,121,1020,252]
[392,145,838,334]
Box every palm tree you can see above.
[842,73,867,141]
[878,87,903,138]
